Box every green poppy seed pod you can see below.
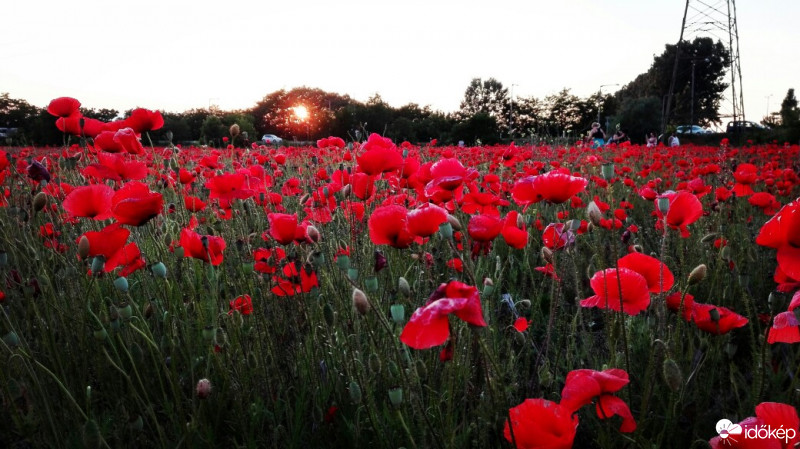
[174,246,185,259]
[91,255,105,274]
[78,235,91,260]
[2,331,20,347]
[567,219,581,231]
[398,277,411,297]
[402,149,409,158]
[390,304,405,324]
[439,221,453,240]
[586,201,603,225]
[538,364,553,388]
[657,197,671,215]
[348,381,362,404]
[151,262,167,279]
[229,123,240,138]
[196,378,212,399]
[388,387,403,407]
[347,268,359,282]
[709,307,721,323]
[32,191,48,212]
[447,213,462,231]
[323,303,336,327]
[388,360,400,378]
[0,251,7,267]
[368,353,382,373]
[93,329,108,341]
[601,163,615,180]
[241,262,254,275]
[688,264,707,285]
[662,358,683,392]
[322,186,330,197]
[352,288,370,315]
[117,302,133,320]
[365,276,378,293]
[336,255,350,271]
[114,277,129,293]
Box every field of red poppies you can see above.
[1,97,799,448]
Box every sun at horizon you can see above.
[292,105,309,121]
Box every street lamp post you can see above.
[509,84,518,139]
[765,94,773,118]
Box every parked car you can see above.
[726,121,769,133]
[675,125,712,135]
[261,134,283,144]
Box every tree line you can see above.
[2,37,798,146]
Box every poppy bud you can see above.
[398,277,411,297]
[365,276,378,293]
[32,192,48,212]
[352,288,370,315]
[688,264,707,285]
[516,213,525,229]
[541,247,554,264]
[78,235,91,260]
[93,329,108,341]
[229,124,240,138]
[390,304,405,324]
[342,184,352,198]
[447,213,462,231]
[2,331,19,347]
[662,358,683,392]
[388,387,403,407]
[709,307,721,323]
[144,301,154,319]
[701,233,718,243]
[374,250,387,272]
[347,268,359,282]
[621,229,631,244]
[586,201,603,225]
[117,302,133,320]
[336,255,350,271]
[0,251,6,267]
[368,353,381,373]
[129,415,144,432]
[720,246,731,262]
[306,225,321,243]
[196,378,212,399]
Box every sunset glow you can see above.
[293,105,309,121]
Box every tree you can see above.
[81,107,119,122]
[251,87,353,141]
[615,97,662,143]
[452,112,500,145]
[779,88,799,127]
[459,78,509,134]
[617,37,730,127]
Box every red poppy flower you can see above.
[500,210,528,249]
[111,182,163,226]
[560,368,630,413]
[691,303,748,335]
[512,171,588,206]
[180,227,226,266]
[748,191,780,215]
[184,195,207,212]
[424,158,472,196]
[596,394,637,433]
[580,268,650,315]
[504,399,578,449]
[271,262,319,296]
[542,223,575,250]
[535,263,561,281]
[205,172,254,208]
[356,133,403,176]
[767,311,800,344]
[113,128,144,155]
[400,281,486,349]
[105,242,146,276]
[368,205,414,249]
[93,131,124,153]
[467,214,503,242]
[351,172,375,200]
[513,317,529,332]
[756,199,800,280]
[229,294,253,315]
[62,184,115,220]
[267,213,298,245]
[617,252,674,293]
[656,191,703,237]
[56,115,105,138]
[47,97,81,118]
[407,203,448,238]
[665,292,695,321]
[79,223,130,259]
[732,163,758,197]
[125,108,164,133]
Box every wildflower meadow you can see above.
[0,97,798,448]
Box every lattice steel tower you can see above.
[664,0,745,131]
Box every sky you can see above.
[3,0,798,124]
